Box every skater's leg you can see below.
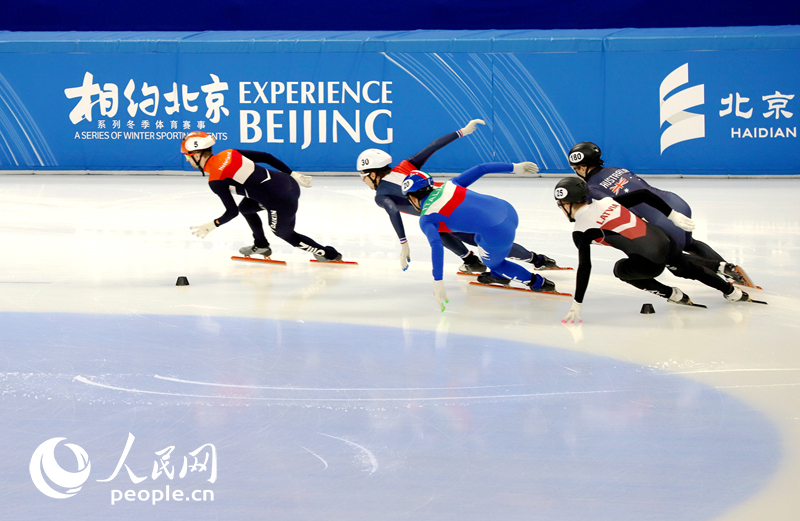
[684,238,725,263]
[613,256,673,298]
[668,254,735,296]
[507,243,535,263]
[238,198,270,248]
[499,240,558,269]
[474,205,554,291]
[443,233,486,272]
[266,197,341,260]
[440,233,469,257]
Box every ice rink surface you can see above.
[1,174,798,520]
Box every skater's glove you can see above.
[291,172,312,188]
[432,280,449,312]
[400,241,411,271]
[667,210,695,231]
[512,161,539,175]
[561,300,582,324]
[190,221,217,239]
[458,119,485,137]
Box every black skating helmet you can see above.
[568,142,603,167]
[554,177,589,204]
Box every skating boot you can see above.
[533,254,558,270]
[459,251,487,273]
[724,286,750,302]
[668,287,691,305]
[666,287,707,307]
[477,272,511,286]
[239,245,272,258]
[313,247,343,262]
[529,274,556,292]
[719,262,747,285]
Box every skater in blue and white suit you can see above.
[402,162,556,311]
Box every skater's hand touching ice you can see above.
[561,300,582,324]
[433,280,448,312]
[400,241,411,271]
[190,221,217,239]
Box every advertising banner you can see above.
[0,28,797,175]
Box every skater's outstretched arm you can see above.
[451,162,536,188]
[615,191,695,231]
[238,150,292,174]
[406,132,460,169]
[406,119,484,169]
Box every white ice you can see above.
[1,174,799,521]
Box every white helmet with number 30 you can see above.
[356,149,392,172]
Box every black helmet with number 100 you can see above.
[554,177,589,204]
[567,142,603,167]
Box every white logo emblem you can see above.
[554,187,569,200]
[30,438,91,499]
[660,63,705,153]
[569,151,584,163]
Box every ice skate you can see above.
[459,252,487,274]
[477,272,511,286]
[313,251,343,262]
[719,262,747,285]
[470,273,571,297]
[533,254,558,270]
[723,286,767,304]
[724,286,748,302]
[232,245,286,265]
[667,287,707,308]
[238,245,272,258]
[530,275,556,293]
[530,253,572,270]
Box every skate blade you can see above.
[731,266,761,289]
[456,271,483,276]
[747,298,768,305]
[309,259,359,265]
[468,281,572,297]
[231,255,286,265]
[534,266,574,271]
[670,300,707,308]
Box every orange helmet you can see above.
[181,131,216,155]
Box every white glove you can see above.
[190,221,217,239]
[668,210,695,231]
[561,300,582,324]
[400,242,411,271]
[459,119,485,136]
[512,161,539,175]
[291,171,312,188]
[433,280,449,312]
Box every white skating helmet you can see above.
[181,131,216,155]
[356,149,392,172]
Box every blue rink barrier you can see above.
[0,27,798,175]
